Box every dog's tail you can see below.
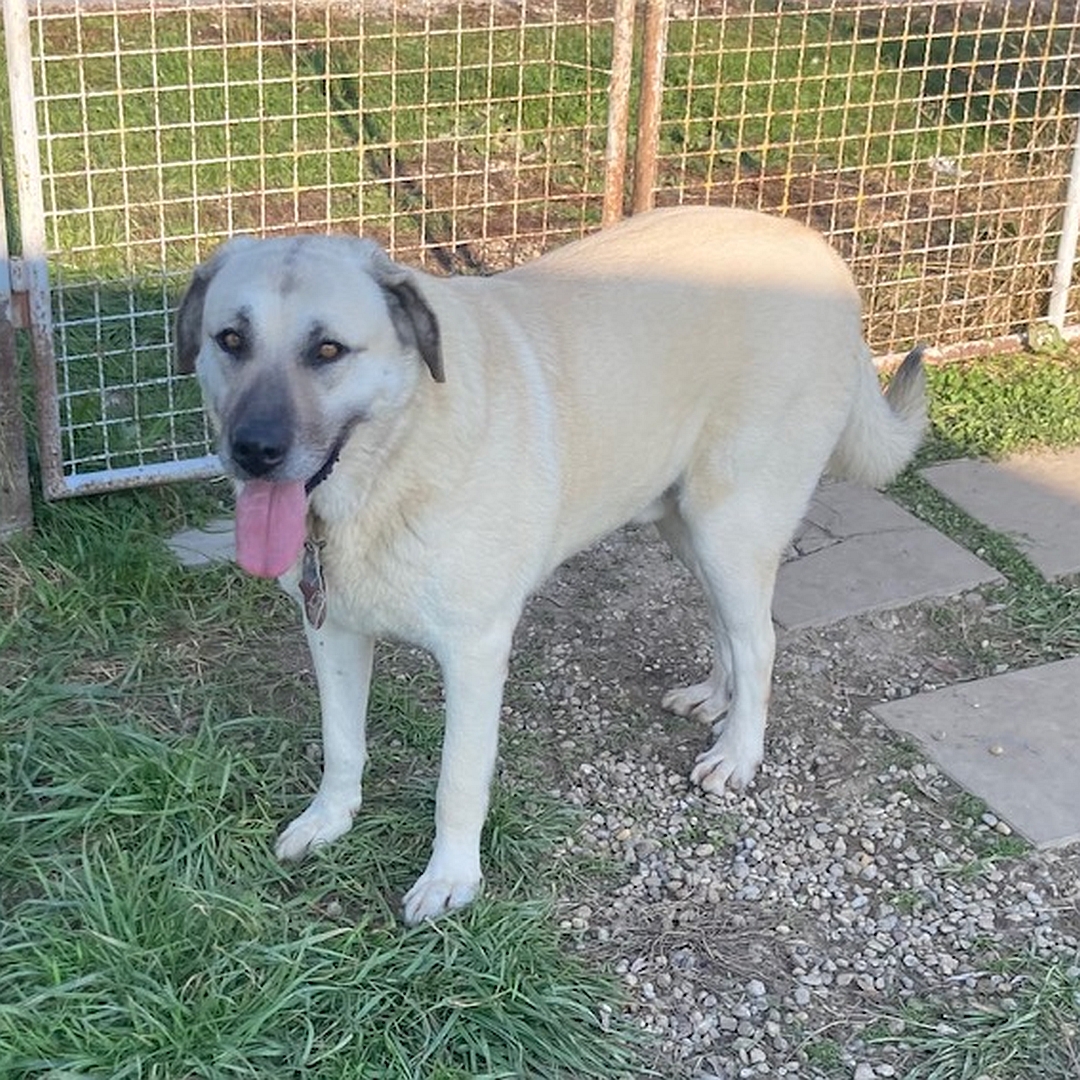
[826,345,928,488]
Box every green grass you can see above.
[24,6,1039,274]
[0,488,634,1079]
[661,15,963,173]
[0,722,628,1079]
[920,351,1080,463]
[26,8,610,275]
[47,281,210,475]
[5,4,1065,479]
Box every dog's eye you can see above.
[315,340,345,363]
[216,329,244,355]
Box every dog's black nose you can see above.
[231,421,290,477]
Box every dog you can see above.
[176,206,926,924]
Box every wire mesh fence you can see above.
[1,0,1079,502]
[650,0,1080,356]
[5,0,625,495]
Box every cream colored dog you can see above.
[176,206,925,923]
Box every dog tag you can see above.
[300,538,327,630]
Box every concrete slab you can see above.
[872,657,1080,848]
[166,517,235,567]
[774,482,1003,630]
[922,449,1080,579]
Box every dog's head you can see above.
[176,234,442,483]
[175,234,443,576]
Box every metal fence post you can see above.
[631,0,669,214]
[1048,116,1080,331]
[601,0,637,225]
[0,170,33,539]
[3,0,64,501]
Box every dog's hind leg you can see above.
[670,491,791,794]
[656,506,732,725]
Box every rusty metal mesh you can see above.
[653,0,1080,354]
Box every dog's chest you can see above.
[314,525,439,643]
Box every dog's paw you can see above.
[402,860,482,925]
[662,680,730,726]
[690,733,762,795]
[274,797,357,860]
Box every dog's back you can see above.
[432,206,903,559]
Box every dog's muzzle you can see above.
[230,418,291,479]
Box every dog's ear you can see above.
[175,237,256,375]
[382,276,444,384]
[365,245,444,383]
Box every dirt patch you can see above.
[477,524,1080,1077]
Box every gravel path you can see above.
[504,524,1080,1078]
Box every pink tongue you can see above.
[234,479,308,578]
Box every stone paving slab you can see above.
[922,448,1080,579]
[166,516,235,567]
[774,482,1003,630]
[872,657,1080,848]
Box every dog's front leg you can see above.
[402,626,513,925]
[275,620,374,860]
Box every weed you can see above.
[888,889,923,916]
[803,1036,844,1070]
[878,736,924,772]
[952,792,989,825]
[941,792,1030,879]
